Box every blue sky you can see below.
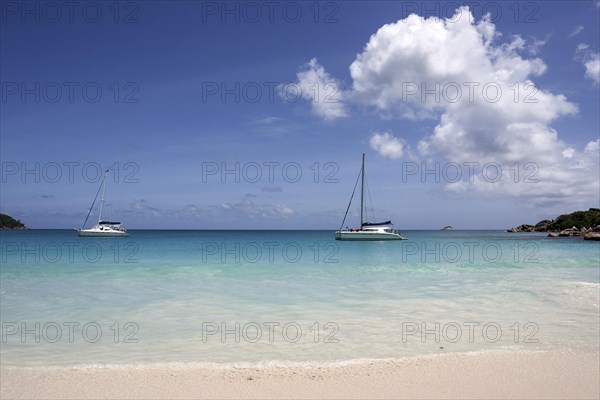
[1,0,599,229]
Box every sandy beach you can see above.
[1,351,598,399]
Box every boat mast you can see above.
[360,153,365,228]
[97,170,108,223]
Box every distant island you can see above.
[441,226,454,230]
[0,213,29,230]
[507,208,600,241]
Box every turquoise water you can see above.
[1,230,598,367]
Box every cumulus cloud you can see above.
[284,7,600,211]
[576,43,600,85]
[348,9,567,123]
[290,6,598,209]
[349,8,576,163]
[283,58,347,120]
[348,7,598,209]
[370,132,405,159]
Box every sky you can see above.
[1,0,599,229]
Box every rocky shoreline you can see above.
[507,208,600,241]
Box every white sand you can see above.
[1,351,598,399]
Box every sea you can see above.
[1,230,598,368]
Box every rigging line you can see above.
[339,167,363,231]
[81,171,107,229]
[364,173,376,223]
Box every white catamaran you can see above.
[77,169,128,237]
[335,154,407,241]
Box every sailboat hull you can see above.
[335,231,407,241]
[77,229,129,237]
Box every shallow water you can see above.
[1,230,598,367]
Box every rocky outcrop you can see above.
[534,220,552,232]
[550,226,596,237]
[507,224,535,232]
[546,227,600,240]
[558,227,582,237]
[509,209,600,241]
[583,232,600,241]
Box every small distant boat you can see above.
[335,154,407,241]
[77,170,128,237]
[441,226,454,231]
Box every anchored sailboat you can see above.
[335,154,406,241]
[77,170,128,237]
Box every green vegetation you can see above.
[547,208,600,231]
[0,213,27,229]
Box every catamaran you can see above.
[335,154,407,241]
[77,169,128,237]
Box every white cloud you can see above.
[369,132,405,159]
[585,139,599,153]
[132,199,162,216]
[348,7,596,209]
[219,202,233,210]
[576,44,600,85]
[274,204,296,216]
[286,6,598,210]
[128,200,203,220]
[583,53,600,85]
[443,141,599,215]
[562,147,575,158]
[284,58,347,120]
[521,35,549,56]
[568,25,584,38]
[253,116,282,124]
[349,9,562,124]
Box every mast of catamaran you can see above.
[360,153,365,228]
[98,170,108,223]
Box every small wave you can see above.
[572,282,600,288]
[561,282,600,309]
[6,349,546,372]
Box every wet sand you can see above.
[2,351,598,399]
